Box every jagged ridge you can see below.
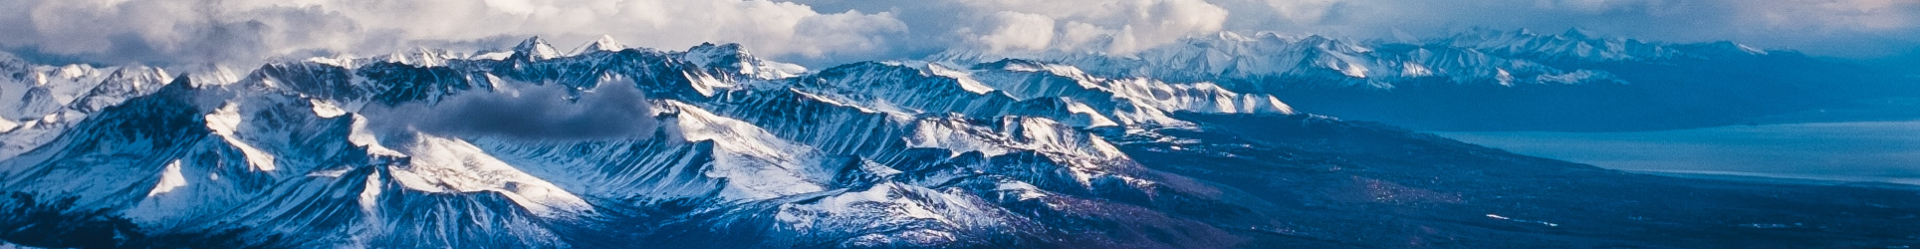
[0,37,1288,248]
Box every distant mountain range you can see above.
[936,28,1920,131]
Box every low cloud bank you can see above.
[1,0,1915,67]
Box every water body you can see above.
[1434,121,1920,185]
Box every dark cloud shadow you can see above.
[370,79,659,141]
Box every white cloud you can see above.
[950,0,1229,53]
[0,0,904,66]
[974,11,1057,52]
[1740,0,1916,32]
[0,0,1915,67]
[1533,0,1668,14]
[794,0,1231,55]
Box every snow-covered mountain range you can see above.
[1,34,1916,249]
[0,36,1297,248]
[932,28,1774,89]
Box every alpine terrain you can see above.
[0,35,1916,249]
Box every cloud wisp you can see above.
[0,0,905,67]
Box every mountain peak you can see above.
[679,42,805,79]
[1693,41,1772,56]
[581,35,625,54]
[513,36,562,60]
[690,42,744,51]
[1561,27,1596,39]
[684,42,751,68]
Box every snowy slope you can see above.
[0,56,172,160]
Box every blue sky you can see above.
[3,0,1916,67]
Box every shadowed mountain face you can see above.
[0,38,1915,249]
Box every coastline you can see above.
[1432,120,1920,190]
[1627,169,1920,189]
